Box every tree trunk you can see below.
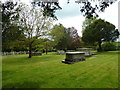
[45,42,48,55]
[98,41,102,52]
[28,43,32,58]
[46,48,48,55]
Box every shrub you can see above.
[102,42,116,51]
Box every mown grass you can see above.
[2,51,119,88]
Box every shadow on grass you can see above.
[2,80,46,88]
[2,71,15,81]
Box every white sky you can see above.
[55,0,119,37]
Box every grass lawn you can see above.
[2,51,119,88]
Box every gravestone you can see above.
[76,48,92,56]
[62,52,85,64]
[32,52,42,56]
[57,50,65,55]
[67,50,75,52]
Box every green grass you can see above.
[2,51,119,88]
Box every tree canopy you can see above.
[18,4,54,58]
[1,0,119,57]
[1,1,24,52]
[82,17,97,31]
[31,0,118,19]
[50,24,81,50]
[82,19,119,51]
[31,1,62,19]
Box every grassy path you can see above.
[2,51,119,88]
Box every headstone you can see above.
[32,52,42,56]
[67,50,75,52]
[62,52,85,64]
[57,50,65,55]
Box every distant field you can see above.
[2,51,119,88]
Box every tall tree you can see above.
[68,27,81,49]
[50,24,80,50]
[50,24,66,47]
[82,17,97,31]
[82,19,119,51]
[55,27,72,50]
[19,4,53,58]
[42,38,53,55]
[1,1,24,52]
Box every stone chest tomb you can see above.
[76,48,92,56]
[62,52,85,64]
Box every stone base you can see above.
[62,60,74,64]
[62,59,85,64]
[85,54,92,57]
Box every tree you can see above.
[1,1,22,51]
[31,38,53,54]
[31,0,62,19]
[82,17,96,31]
[50,24,80,50]
[50,24,66,45]
[68,0,117,18]
[68,27,81,49]
[42,38,53,55]
[82,19,119,51]
[31,0,117,19]
[79,1,116,18]
[55,28,72,50]
[19,4,53,58]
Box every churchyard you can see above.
[2,51,119,88]
[1,0,120,89]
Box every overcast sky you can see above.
[54,0,119,37]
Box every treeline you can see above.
[1,1,81,56]
[1,1,120,58]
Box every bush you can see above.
[102,42,116,51]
